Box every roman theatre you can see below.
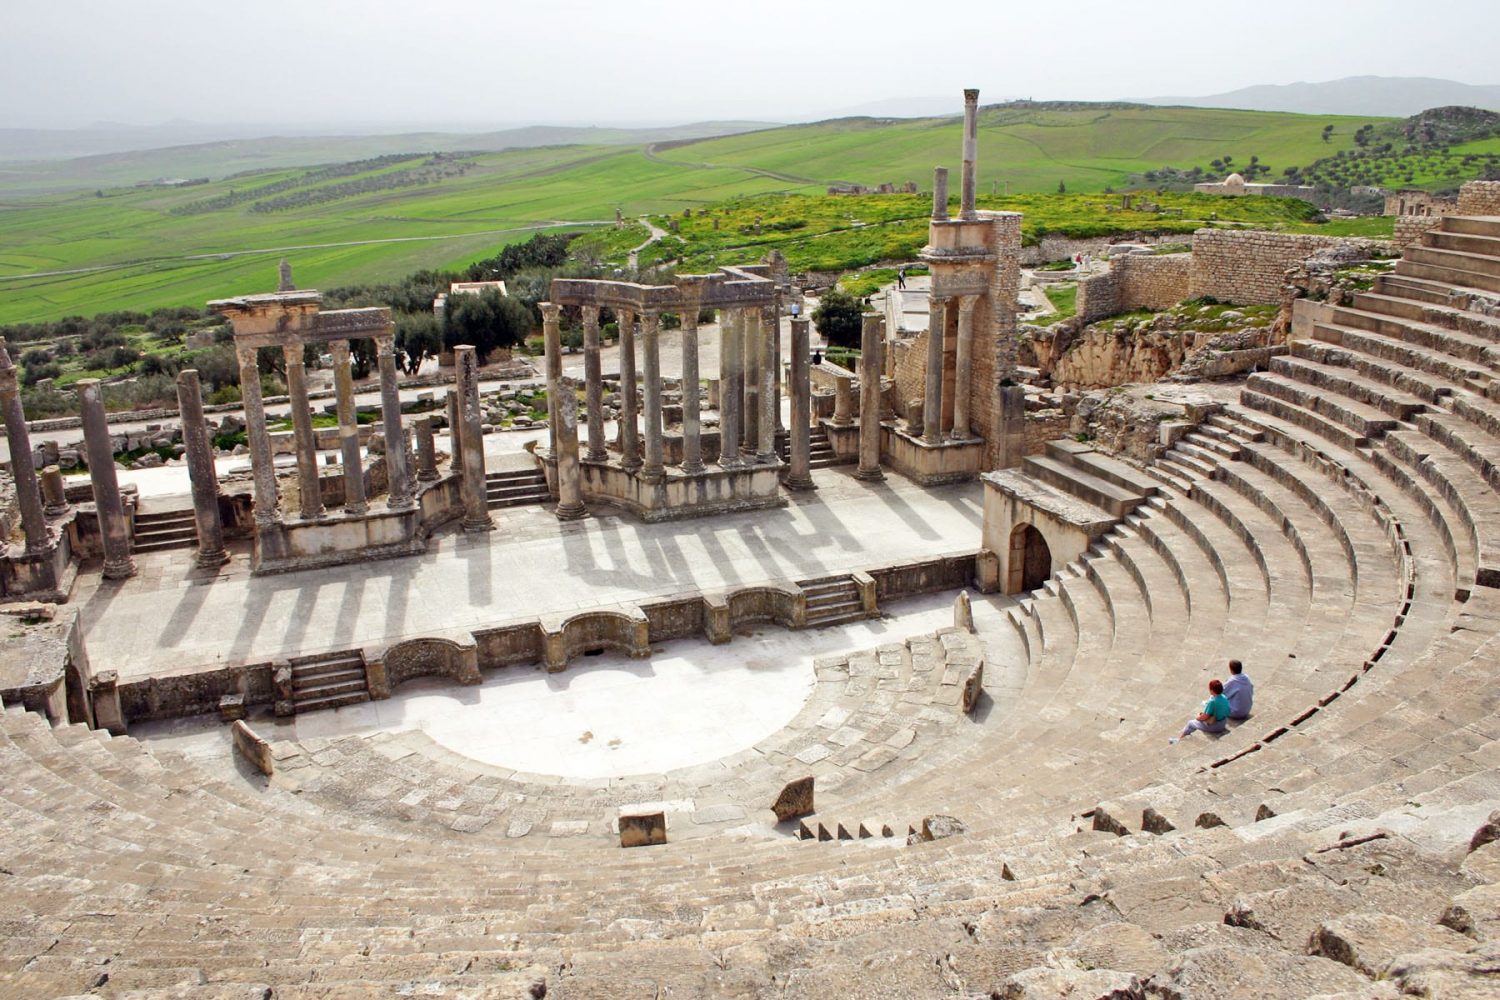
[3,91,1500,998]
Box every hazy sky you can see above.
[3,0,1496,129]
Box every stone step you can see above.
[1313,321,1490,387]
[1268,354,1429,420]
[1021,454,1146,518]
[1404,242,1500,280]
[1288,339,1454,404]
[133,508,196,526]
[1328,303,1500,364]
[1396,254,1500,296]
[291,673,368,701]
[1045,438,1160,496]
[1441,214,1500,239]
[134,523,198,542]
[1423,227,1500,258]
[1244,375,1395,447]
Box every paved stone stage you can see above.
[74,466,985,682]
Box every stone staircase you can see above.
[798,574,866,626]
[779,423,843,469]
[285,648,369,713]
[486,467,550,509]
[130,506,197,554]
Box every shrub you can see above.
[812,287,864,349]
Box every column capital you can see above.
[957,294,979,315]
[282,342,305,365]
[539,301,561,323]
[581,305,600,328]
[375,333,395,357]
[329,339,351,363]
[641,310,660,332]
[235,343,258,369]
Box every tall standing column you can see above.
[76,379,136,579]
[854,315,885,483]
[541,302,562,455]
[678,285,705,475]
[582,306,606,462]
[330,340,367,514]
[455,345,492,533]
[718,309,742,468]
[283,344,323,519]
[960,88,980,221]
[756,303,777,465]
[641,311,665,483]
[741,308,760,458]
[0,340,48,554]
[932,166,950,221]
[785,317,815,491]
[175,369,227,568]
[618,309,641,471]
[952,295,977,440]
[554,376,588,521]
[236,343,281,526]
[924,296,947,444]
[376,334,414,510]
[773,298,784,432]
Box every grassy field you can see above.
[0,104,1401,325]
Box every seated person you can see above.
[1177,679,1231,739]
[1223,659,1254,720]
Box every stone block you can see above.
[953,589,974,633]
[1141,807,1175,835]
[921,815,966,841]
[1092,804,1130,836]
[618,811,666,848]
[217,693,246,721]
[231,720,274,776]
[771,776,814,822]
[960,659,984,715]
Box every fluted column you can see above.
[76,379,136,578]
[283,344,323,519]
[541,302,562,455]
[618,309,641,471]
[0,340,48,554]
[554,376,588,521]
[330,340,367,514]
[741,308,760,459]
[376,333,414,511]
[953,295,977,440]
[582,306,606,462]
[756,302,777,465]
[932,166,950,221]
[236,343,280,526]
[855,314,885,482]
[455,345,492,532]
[677,283,705,474]
[960,88,980,221]
[786,317,815,491]
[718,309,742,468]
[641,311,665,482]
[175,368,227,567]
[924,296,947,444]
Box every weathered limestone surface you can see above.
[175,369,227,567]
[76,379,135,580]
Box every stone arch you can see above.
[1007,523,1052,593]
[382,637,480,691]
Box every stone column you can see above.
[832,374,854,427]
[415,416,439,481]
[376,334,414,510]
[41,466,68,517]
[330,340,367,514]
[236,343,281,526]
[541,302,562,454]
[855,315,885,483]
[757,303,777,465]
[932,166,950,221]
[960,88,980,221]
[618,309,641,471]
[175,369,227,567]
[282,344,323,519]
[741,308,760,458]
[0,341,48,554]
[773,299,784,432]
[786,317,815,491]
[718,309,742,468]
[76,379,136,579]
[455,345,492,533]
[677,284,705,475]
[924,296,947,444]
[641,311,665,482]
[554,376,588,521]
[953,295,977,440]
[445,388,463,474]
[582,305,606,462]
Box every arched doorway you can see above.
[1007,523,1052,593]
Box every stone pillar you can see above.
[953,295,977,440]
[415,416,439,481]
[924,296,947,444]
[541,302,562,454]
[582,305,606,462]
[618,309,641,471]
[998,384,1028,470]
[330,340,367,514]
[236,343,280,526]
[554,376,588,521]
[41,466,68,517]
[960,88,980,221]
[641,311,665,482]
[445,388,463,474]
[832,374,854,427]
[175,369,227,568]
[773,300,784,432]
[76,379,136,579]
[786,317,815,491]
[757,303,777,465]
[718,309,742,468]
[932,166,950,221]
[855,315,885,482]
[455,345,492,533]
[677,284,705,475]
[283,344,323,519]
[376,334,414,511]
[742,308,760,458]
[0,340,48,554]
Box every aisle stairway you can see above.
[486,467,550,508]
[130,505,197,554]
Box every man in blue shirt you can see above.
[1176,679,1231,740]
[1223,659,1254,720]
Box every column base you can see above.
[854,466,886,483]
[555,501,589,521]
[299,503,326,520]
[195,547,230,570]
[417,470,440,483]
[682,461,706,476]
[44,503,69,518]
[755,451,778,466]
[103,556,138,580]
[253,513,282,529]
[344,503,369,516]
[462,514,495,533]
[784,474,817,491]
[641,466,664,484]
[386,496,416,512]
[586,449,608,464]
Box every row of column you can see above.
[922,294,979,444]
[715,303,779,468]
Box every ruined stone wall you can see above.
[1017,232,1188,267]
[1458,180,1500,216]
[1394,215,1445,247]
[1075,254,1192,324]
[1385,190,1458,217]
[891,329,931,416]
[1189,230,1384,306]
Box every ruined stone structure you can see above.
[1074,251,1193,324]
[1188,229,1389,305]
[1193,171,1318,203]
